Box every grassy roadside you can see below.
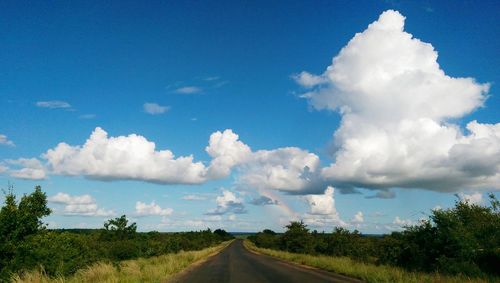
[243,240,491,283]
[14,240,233,283]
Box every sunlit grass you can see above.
[14,241,232,283]
[244,240,491,283]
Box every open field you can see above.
[13,241,232,283]
[244,241,492,283]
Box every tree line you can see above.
[249,194,500,278]
[0,186,233,282]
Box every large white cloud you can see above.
[43,127,209,184]
[4,127,321,192]
[5,11,497,196]
[297,10,499,192]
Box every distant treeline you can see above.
[0,186,234,282]
[249,195,500,278]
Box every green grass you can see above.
[244,240,491,283]
[13,240,232,283]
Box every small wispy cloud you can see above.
[36,100,71,109]
[0,134,14,146]
[182,194,206,201]
[365,190,396,199]
[203,76,220,81]
[79,114,96,119]
[143,103,170,115]
[175,86,203,94]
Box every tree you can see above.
[103,215,137,240]
[213,229,234,241]
[385,194,500,276]
[281,221,314,254]
[0,185,51,281]
[251,229,279,249]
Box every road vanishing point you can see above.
[173,239,363,283]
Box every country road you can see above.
[172,239,363,283]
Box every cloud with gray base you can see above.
[250,195,279,206]
[206,190,246,215]
[295,10,499,192]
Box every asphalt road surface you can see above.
[173,239,363,283]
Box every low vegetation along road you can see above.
[173,239,362,283]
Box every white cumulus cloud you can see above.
[10,126,323,192]
[297,10,498,192]
[206,190,246,215]
[302,186,346,228]
[6,158,46,180]
[49,192,94,204]
[352,211,364,223]
[238,147,322,193]
[42,127,208,184]
[135,201,173,216]
[205,129,252,179]
[49,192,114,217]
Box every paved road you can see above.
[173,239,362,283]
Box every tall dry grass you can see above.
[244,240,492,283]
[13,241,232,283]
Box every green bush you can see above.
[249,194,500,279]
[0,186,235,282]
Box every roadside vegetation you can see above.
[0,186,234,282]
[245,241,488,283]
[14,241,231,283]
[248,195,500,282]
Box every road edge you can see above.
[242,240,364,283]
[164,240,234,283]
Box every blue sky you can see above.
[1,0,499,233]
